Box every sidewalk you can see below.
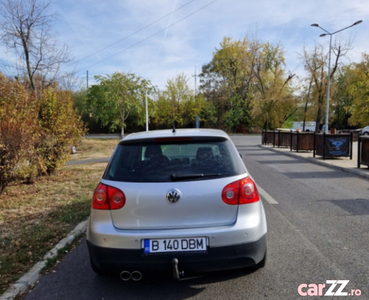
[259,141,369,180]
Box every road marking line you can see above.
[257,184,279,204]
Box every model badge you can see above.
[166,189,181,204]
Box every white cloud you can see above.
[3,0,368,90]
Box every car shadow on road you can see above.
[23,237,264,300]
[89,267,261,300]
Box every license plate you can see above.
[144,237,207,254]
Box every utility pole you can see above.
[145,90,149,131]
[86,70,89,90]
[311,20,362,133]
[192,67,198,97]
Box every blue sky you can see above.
[2,0,369,90]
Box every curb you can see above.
[0,219,89,300]
[258,145,369,180]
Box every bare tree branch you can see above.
[0,0,71,91]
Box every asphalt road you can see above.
[23,135,369,300]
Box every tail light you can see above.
[222,177,260,205]
[92,183,126,210]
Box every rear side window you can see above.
[104,138,245,182]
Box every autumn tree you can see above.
[200,37,257,131]
[152,74,209,129]
[251,42,296,129]
[200,36,296,132]
[88,72,154,137]
[152,91,175,129]
[163,74,190,126]
[329,65,355,129]
[0,73,38,192]
[0,0,70,91]
[345,53,369,127]
[0,72,85,191]
[33,87,86,176]
[300,39,352,131]
[293,78,317,131]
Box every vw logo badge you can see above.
[166,189,181,204]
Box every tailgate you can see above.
[106,178,239,230]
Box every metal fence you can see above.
[358,136,369,168]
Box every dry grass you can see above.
[0,138,119,295]
[69,138,119,161]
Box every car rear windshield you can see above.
[103,137,245,182]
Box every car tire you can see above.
[364,132,369,136]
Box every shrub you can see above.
[0,74,38,192]
[32,87,87,177]
[0,74,86,193]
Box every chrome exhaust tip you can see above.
[131,271,143,281]
[120,271,131,281]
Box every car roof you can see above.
[121,128,230,142]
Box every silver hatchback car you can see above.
[87,129,267,280]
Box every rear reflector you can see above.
[222,177,260,205]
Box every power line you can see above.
[76,0,196,63]
[77,0,218,73]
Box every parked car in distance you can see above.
[362,126,369,135]
[292,121,316,132]
[87,128,267,281]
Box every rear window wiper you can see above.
[170,173,221,181]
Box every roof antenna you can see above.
[172,121,176,133]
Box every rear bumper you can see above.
[87,234,266,274]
